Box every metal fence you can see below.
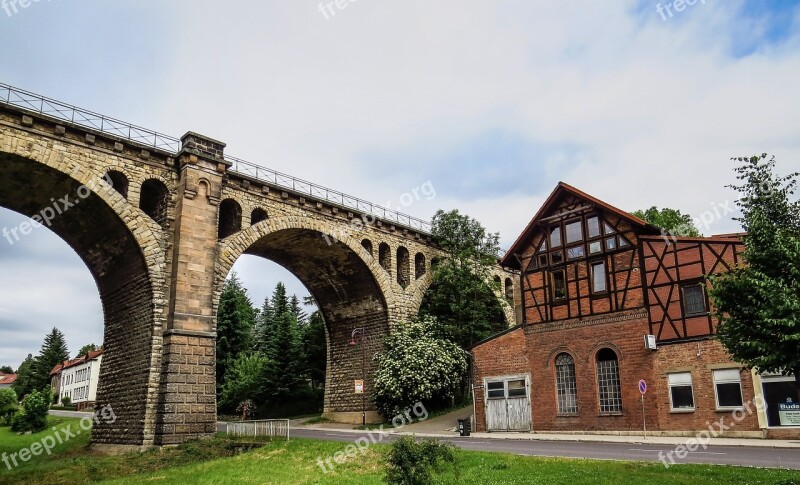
[226,419,290,440]
[0,82,433,234]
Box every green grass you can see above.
[1,422,799,484]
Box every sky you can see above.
[1,0,799,368]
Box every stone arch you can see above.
[504,277,514,301]
[218,198,242,239]
[0,145,167,448]
[396,246,410,289]
[414,252,426,279]
[361,238,373,256]
[139,179,171,228]
[250,207,268,225]
[216,217,397,423]
[104,169,129,199]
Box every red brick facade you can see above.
[472,183,799,438]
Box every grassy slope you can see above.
[1,422,798,485]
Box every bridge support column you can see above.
[154,133,229,445]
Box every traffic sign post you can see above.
[638,379,647,439]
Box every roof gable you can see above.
[501,182,657,268]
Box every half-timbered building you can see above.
[472,182,799,439]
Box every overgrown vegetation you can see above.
[10,388,51,433]
[631,206,701,237]
[373,317,468,418]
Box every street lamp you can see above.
[348,327,367,428]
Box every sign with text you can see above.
[778,402,800,426]
[354,379,364,395]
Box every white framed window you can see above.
[668,372,695,411]
[713,368,744,410]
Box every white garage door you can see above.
[484,375,531,432]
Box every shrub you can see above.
[385,436,456,485]
[61,396,71,407]
[10,388,51,433]
[0,388,18,425]
[373,317,468,418]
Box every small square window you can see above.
[587,217,601,239]
[566,245,585,260]
[565,221,583,244]
[605,237,617,250]
[487,381,505,399]
[538,254,548,268]
[589,241,602,254]
[713,369,743,409]
[668,372,695,411]
[507,379,526,397]
[552,270,567,300]
[683,285,706,316]
[551,252,564,265]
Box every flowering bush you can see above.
[373,316,468,418]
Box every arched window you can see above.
[504,278,514,301]
[414,253,426,279]
[379,243,391,273]
[555,353,578,415]
[139,179,170,228]
[105,170,128,199]
[596,348,622,414]
[397,246,410,289]
[218,199,242,239]
[361,239,373,256]
[251,208,268,225]
[493,275,501,292]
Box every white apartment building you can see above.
[56,350,103,410]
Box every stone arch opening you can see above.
[361,238,373,256]
[139,179,170,228]
[415,252,426,280]
[378,242,391,273]
[504,277,514,301]
[396,246,410,289]
[0,151,163,448]
[105,170,129,199]
[251,208,268,225]
[219,226,390,424]
[218,199,242,239]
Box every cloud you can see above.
[1,0,799,365]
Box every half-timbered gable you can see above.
[504,182,659,325]
[641,235,744,342]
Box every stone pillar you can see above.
[154,133,229,445]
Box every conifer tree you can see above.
[216,273,256,398]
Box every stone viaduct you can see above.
[0,84,520,449]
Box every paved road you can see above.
[54,413,799,470]
[283,427,800,470]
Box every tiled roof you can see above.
[0,373,17,385]
[48,349,105,376]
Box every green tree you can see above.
[216,273,257,402]
[76,344,98,358]
[708,154,800,398]
[373,316,468,418]
[0,388,18,425]
[263,283,305,398]
[632,206,701,237]
[289,294,308,326]
[253,295,274,355]
[30,328,69,392]
[419,209,507,349]
[12,354,35,398]
[219,352,272,411]
[0,366,13,374]
[301,297,327,389]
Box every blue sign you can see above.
[638,379,647,395]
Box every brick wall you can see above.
[472,327,528,432]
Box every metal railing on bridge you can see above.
[226,419,290,441]
[0,82,433,234]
